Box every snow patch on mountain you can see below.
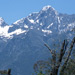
[24,24,28,28]
[40,23,43,26]
[59,22,75,34]
[67,22,75,30]
[29,19,35,23]
[9,29,26,36]
[42,5,51,11]
[0,26,11,37]
[13,18,25,25]
[47,23,53,29]
[36,20,39,23]
[57,17,60,23]
[42,29,52,34]
[0,25,27,39]
[27,18,35,24]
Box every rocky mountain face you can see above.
[0,5,75,75]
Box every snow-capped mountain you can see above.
[0,5,75,75]
[0,5,75,39]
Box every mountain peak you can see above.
[42,5,55,11]
[0,17,8,26]
[0,17,4,25]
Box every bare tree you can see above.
[33,37,75,75]
[44,37,75,75]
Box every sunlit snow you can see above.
[0,26,26,38]
[28,18,35,24]
[13,18,25,25]
[24,24,28,28]
[42,29,52,34]
[57,17,60,23]
[0,26,11,37]
[36,20,39,23]
[40,23,43,26]
[9,29,26,35]
[47,23,53,29]
[42,5,51,11]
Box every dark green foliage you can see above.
[0,69,11,75]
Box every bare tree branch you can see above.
[60,37,75,74]
[44,44,56,75]
[44,44,56,64]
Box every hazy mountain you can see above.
[0,5,75,75]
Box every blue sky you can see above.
[0,0,75,24]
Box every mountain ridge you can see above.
[0,5,75,39]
